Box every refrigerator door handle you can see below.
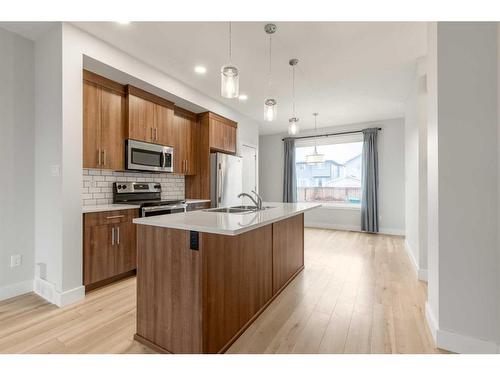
[218,162,223,205]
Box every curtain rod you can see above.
[281,127,382,141]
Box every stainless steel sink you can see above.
[231,205,274,211]
[205,207,254,213]
[204,205,274,214]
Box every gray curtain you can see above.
[283,138,297,203]
[361,128,379,233]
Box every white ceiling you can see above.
[5,21,427,135]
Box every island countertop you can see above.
[133,202,321,236]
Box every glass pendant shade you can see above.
[306,145,325,164]
[220,64,239,98]
[288,117,299,135]
[264,99,277,122]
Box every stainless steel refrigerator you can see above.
[210,152,243,208]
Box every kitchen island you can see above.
[133,202,320,354]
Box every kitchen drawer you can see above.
[84,209,138,228]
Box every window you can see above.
[295,135,363,207]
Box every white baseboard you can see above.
[0,279,34,301]
[305,221,360,232]
[425,302,498,353]
[418,269,428,281]
[425,302,438,343]
[379,227,406,236]
[437,328,498,354]
[305,221,405,236]
[404,240,428,281]
[34,277,85,307]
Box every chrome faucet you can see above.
[251,190,263,210]
[237,192,260,209]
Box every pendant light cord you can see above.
[268,34,272,93]
[292,64,296,117]
[229,21,232,63]
[314,114,318,149]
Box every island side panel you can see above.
[272,213,305,294]
[136,225,202,353]
[201,224,273,353]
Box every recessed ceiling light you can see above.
[116,21,130,25]
[238,94,248,101]
[194,66,207,74]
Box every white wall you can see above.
[404,56,428,280]
[33,24,80,306]
[426,22,499,353]
[0,28,35,300]
[259,118,406,235]
[28,22,261,305]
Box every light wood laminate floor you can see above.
[0,228,442,354]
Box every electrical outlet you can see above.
[50,165,61,177]
[10,254,22,268]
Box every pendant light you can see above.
[288,58,299,135]
[306,113,325,164]
[221,22,239,98]
[264,23,277,122]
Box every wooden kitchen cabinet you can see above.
[83,71,126,170]
[83,80,101,169]
[155,103,175,146]
[272,214,304,294]
[127,94,155,143]
[173,107,198,175]
[126,85,175,146]
[83,209,138,289]
[207,112,237,154]
[185,111,237,200]
[135,213,305,354]
[114,221,137,276]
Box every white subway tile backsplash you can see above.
[82,169,185,205]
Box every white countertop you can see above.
[82,199,208,213]
[184,199,211,205]
[133,202,321,236]
[82,204,141,213]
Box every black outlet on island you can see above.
[190,231,199,251]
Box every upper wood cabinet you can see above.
[83,71,125,170]
[206,112,237,154]
[185,112,237,200]
[174,107,198,175]
[126,85,175,146]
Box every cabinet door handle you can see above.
[111,227,115,246]
[155,128,158,141]
[106,215,124,219]
[151,127,154,141]
[98,148,101,166]
[116,226,120,245]
[102,149,106,166]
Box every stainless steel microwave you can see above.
[126,139,173,173]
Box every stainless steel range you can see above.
[113,182,186,217]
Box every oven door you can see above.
[126,139,173,173]
[141,204,186,217]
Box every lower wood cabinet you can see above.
[272,213,305,293]
[135,213,304,354]
[83,209,138,288]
